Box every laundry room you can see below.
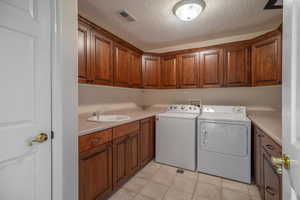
[77,0,284,200]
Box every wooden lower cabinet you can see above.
[262,149,282,200]
[253,124,282,200]
[127,129,141,175]
[79,117,155,200]
[79,143,113,200]
[112,135,130,189]
[140,117,155,167]
[254,127,264,197]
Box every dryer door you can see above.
[199,121,249,157]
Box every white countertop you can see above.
[247,110,282,145]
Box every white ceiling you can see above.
[78,0,282,51]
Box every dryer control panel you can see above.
[167,104,201,114]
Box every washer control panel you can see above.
[167,104,200,114]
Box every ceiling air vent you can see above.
[264,0,283,9]
[119,10,137,22]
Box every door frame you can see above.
[51,0,78,200]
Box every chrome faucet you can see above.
[92,110,103,119]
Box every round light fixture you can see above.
[173,0,206,22]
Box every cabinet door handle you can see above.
[266,144,275,150]
[258,134,265,138]
[265,186,276,196]
[91,137,101,144]
[82,151,103,160]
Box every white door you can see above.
[282,0,300,199]
[0,0,52,200]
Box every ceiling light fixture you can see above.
[173,0,206,22]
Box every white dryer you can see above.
[197,105,251,183]
[156,104,200,171]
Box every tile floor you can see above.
[109,161,262,200]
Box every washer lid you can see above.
[157,112,199,119]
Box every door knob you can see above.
[272,154,291,169]
[29,133,48,146]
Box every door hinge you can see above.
[51,131,54,139]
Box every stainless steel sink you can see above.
[88,115,131,122]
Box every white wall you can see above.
[79,85,281,112]
[52,0,78,200]
[143,86,282,111]
[78,84,144,114]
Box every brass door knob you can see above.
[29,133,48,146]
[272,154,291,169]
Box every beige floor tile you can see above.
[136,165,159,180]
[147,161,161,169]
[152,170,176,186]
[194,182,221,200]
[222,188,251,200]
[159,164,178,175]
[109,188,136,200]
[248,185,261,199]
[140,182,169,200]
[197,173,222,187]
[164,188,193,200]
[124,177,149,193]
[176,170,198,180]
[222,179,249,194]
[192,196,212,200]
[250,196,262,200]
[133,194,154,200]
[171,176,197,194]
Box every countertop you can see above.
[79,107,283,146]
[79,106,167,136]
[247,110,282,145]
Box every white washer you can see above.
[197,105,251,183]
[156,104,200,171]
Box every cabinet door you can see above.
[252,35,282,86]
[200,49,224,88]
[113,135,129,189]
[90,30,113,85]
[140,117,155,167]
[130,52,143,88]
[142,56,161,88]
[161,56,178,89]
[114,44,130,87]
[79,143,112,200]
[262,150,282,200]
[254,127,264,198]
[224,46,251,87]
[127,129,140,175]
[178,52,199,88]
[78,22,91,83]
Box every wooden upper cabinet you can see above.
[90,29,113,85]
[161,56,178,89]
[114,44,130,87]
[200,49,224,88]
[224,46,251,87]
[78,22,91,83]
[129,52,143,88]
[142,55,161,88]
[178,52,199,88]
[79,143,112,200]
[252,34,282,86]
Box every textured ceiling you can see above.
[78,0,282,51]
